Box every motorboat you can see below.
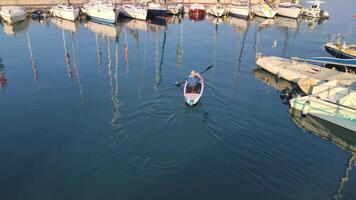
[228,0,250,19]
[50,3,79,21]
[31,10,48,19]
[147,3,168,17]
[252,4,277,19]
[189,4,205,16]
[120,4,148,20]
[289,80,356,132]
[207,4,227,18]
[277,2,302,19]
[0,6,27,24]
[301,0,329,18]
[83,0,118,24]
[167,4,183,15]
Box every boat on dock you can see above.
[256,55,356,84]
[228,0,250,19]
[207,4,227,18]
[277,2,302,19]
[289,80,356,132]
[325,42,356,59]
[120,4,148,21]
[83,0,118,24]
[0,6,27,24]
[50,3,79,21]
[252,4,277,19]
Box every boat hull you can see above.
[184,81,204,106]
[120,9,147,21]
[228,6,249,19]
[277,6,301,18]
[0,6,27,24]
[324,44,356,59]
[290,96,356,132]
[50,8,79,21]
[148,8,167,17]
[86,8,118,24]
[253,5,277,19]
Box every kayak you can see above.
[183,79,204,106]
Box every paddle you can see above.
[174,65,213,85]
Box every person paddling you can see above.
[187,70,204,92]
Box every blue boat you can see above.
[324,42,356,59]
[292,56,356,68]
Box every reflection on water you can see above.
[2,18,29,35]
[1,8,356,199]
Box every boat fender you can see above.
[302,100,310,115]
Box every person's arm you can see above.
[196,73,204,82]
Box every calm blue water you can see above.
[1,1,356,199]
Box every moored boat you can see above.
[301,0,329,19]
[228,0,250,19]
[147,3,168,17]
[50,3,79,21]
[252,4,277,19]
[189,3,205,16]
[83,0,118,24]
[277,2,302,19]
[325,42,356,59]
[0,6,27,24]
[120,4,148,21]
[289,80,356,132]
[207,4,227,18]
[167,4,183,15]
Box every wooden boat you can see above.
[325,42,356,59]
[184,78,204,106]
[189,4,205,16]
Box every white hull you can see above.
[228,5,249,18]
[121,5,147,21]
[86,7,118,23]
[253,5,277,19]
[50,6,79,21]
[0,6,27,24]
[277,6,301,18]
[207,4,226,17]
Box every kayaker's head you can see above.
[190,70,197,76]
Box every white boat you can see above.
[50,4,79,21]
[0,6,27,24]
[277,2,302,19]
[120,4,147,20]
[228,0,250,19]
[252,4,277,19]
[184,77,204,106]
[289,80,356,132]
[207,4,227,18]
[301,0,329,18]
[167,4,183,15]
[84,0,118,24]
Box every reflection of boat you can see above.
[207,4,227,18]
[2,18,29,35]
[325,41,356,59]
[289,80,356,132]
[166,15,181,24]
[0,6,27,24]
[301,16,327,31]
[120,4,148,20]
[120,18,148,32]
[50,3,79,21]
[227,17,248,32]
[85,20,120,38]
[206,14,226,25]
[252,4,277,19]
[189,12,205,22]
[289,108,356,152]
[277,2,302,19]
[275,16,299,30]
[83,0,118,24]
[189,4,206,16]
[51,17,79,32]
[147,17,167,32]
[253,16,275,28]
[0,58,8,90]
[253,68,294,91]
[228,0,250,19]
